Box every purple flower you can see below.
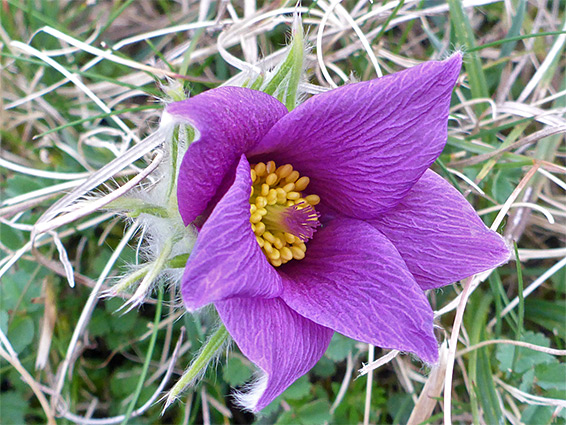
[164,54,510,411]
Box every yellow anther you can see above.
[248,159,320,267]
[255,162,267,177]
[250,212,263,223]
[276,164,293,178]
[254,222,266,236]
[305,194,320,206]
[273,237,284,250]
[286,170,300,183]
[287,191,301,200]
[284,232,296,244]
[291,246,305,260]
[266,173,278,186]
[280,247,293,261]
[282,182,295,193]
[294,176,310,192]
[266,189,277,205]
[268,249,281,261]
[263,231,276,244]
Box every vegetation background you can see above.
[1,0,565,424]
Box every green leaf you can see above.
[466,291,501,424]
[520,368,536,392]
[89,308,112,337]
[325,333,356,362]
[222,356,253,387]
[388,393,414,425]
[312,355,336,378]
[0,310,9,334]
[496,331,557,374]
[283,375,312,401]
[0,270,42,314]
[0,391,28,424]
[492,168,521,204]
[275,400,332,425]
[262,24,305,111]
[448,0,489,112]
[521,405,554,425]
[8,316,34,353]
[295,399,332,425]
[105,299,138,333]
[476,341,504,425]
[111,366,143,398]
[535,363,566,391]
[525,299,566,336]
[0,223,25,250]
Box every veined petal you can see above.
[181,156,282,311]
[216,297,333,412]
[168,87,288,225]
[280,218,438,363]
[248,54,462,219]
[370,169,511,290]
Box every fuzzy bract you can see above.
[164,54,510,412]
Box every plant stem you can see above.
[166,324,229,405]
[121,286,164,425]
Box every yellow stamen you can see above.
[290,246,305,260]
[294,176,310,192]
[284,232,296,244]
[268,249,281,261]
[276,164,293,178]
[282,182,295,193]
[287,191,301,200]
[305,194,320,206]
[263,231,276,244]
[280,247,293,261]
[250,212,262,224]
[249,160,321,267]
[255,162,267,177]
[266,173,278,186]
[286,170,300,183]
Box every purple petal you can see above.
[248,54,462,219]
[370,169,511,290]
[168,87,288,225]
[181,156,282,311]
[216,297,333,412]
[280,218,438,363]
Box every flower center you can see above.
[249,160,321,267]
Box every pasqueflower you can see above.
[163,54,510,411]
